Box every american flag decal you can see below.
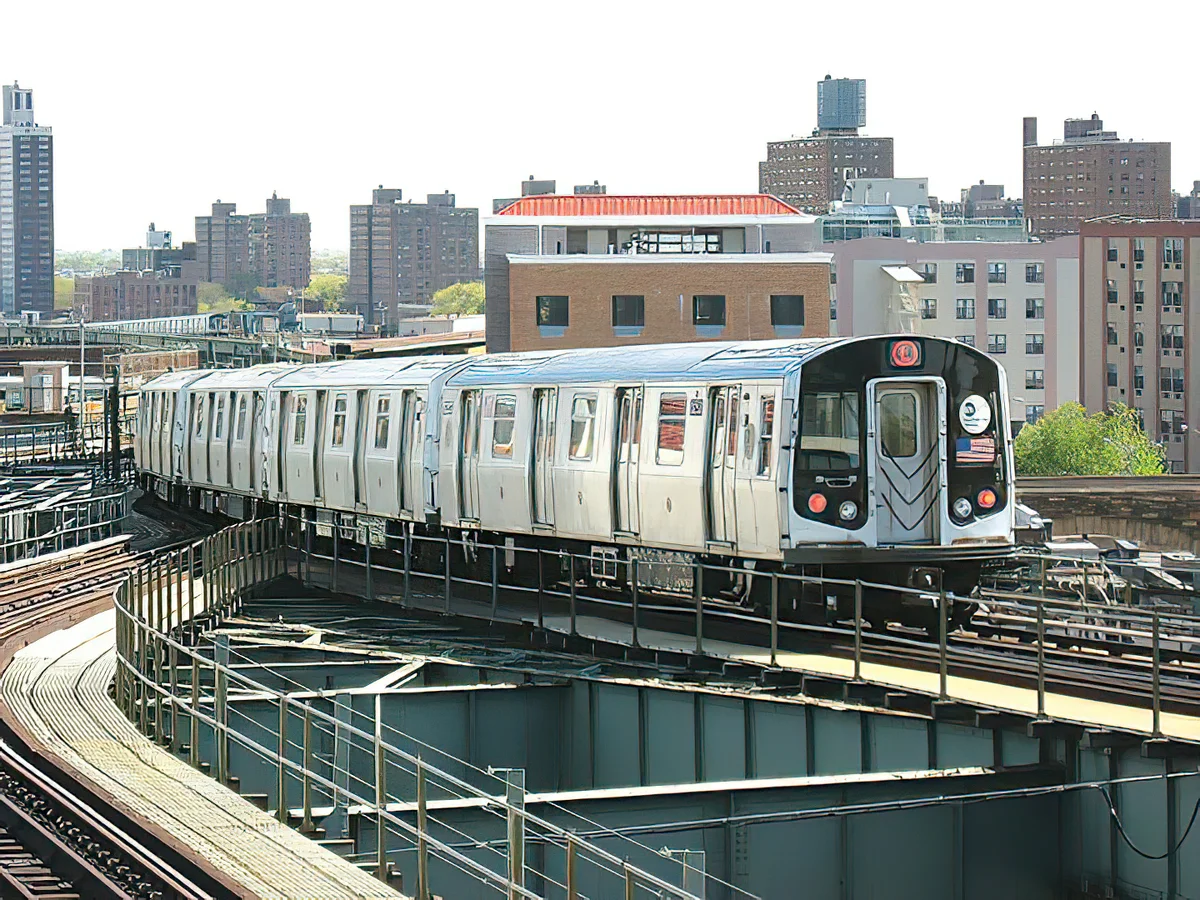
[956,435,995,463]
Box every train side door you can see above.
[458,390,482,522]
[870,380,941,545]
[398,390,424,518]
[612,386,642,536]
[704,384,740,547]
[250,392,264,494]
[531,387,558,527]
[353,389,368,508]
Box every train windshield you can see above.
[797,391,861,471]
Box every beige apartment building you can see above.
[828,237,1080,429]
[1081,218,1199,473]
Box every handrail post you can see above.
[332,519,340,593]
[566,835,578,900]
[277,695,289,824]
[1036,600,1046,719]
[301,703,315,833]
[569,552,577,637]
[537,548,545,632]
[505,768,526,900]
[402,525,411,606]
[416,758,429,900]
[853,579,863,682]
[365,535,373,601]
[624,863,636,900]
[491,544,499,618]
[630,557,639,649]
[214,634,229,786]
[168,642,179,753]
[189,655,200,768]
[695,561,704,656]
[444,534,452,611]
[1152,610,1163,738]
[938,580,948,701]
[770,572,779,668]
[375,695,387,881]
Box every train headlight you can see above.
[952,497,973,520]
[807,492,828,514]
[976,488,997,510]
[838,500,857,521]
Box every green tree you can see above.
[1014,402,1165,476]
[431,281,485,316]
[55,250,120,273]
[311,249,348,275]
[198,282,249,313]
[305,273,347,311]
[54,276,75,310]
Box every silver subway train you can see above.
[136,336,1015,625]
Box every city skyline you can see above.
[13,0,1200,251]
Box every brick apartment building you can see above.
[759,76,893,215]
[194,194,311,289]
[73,270,198,321]
[828,237,1080,430]
[348,188,479,328]
[485,193,828,352]
[1080,217,1199,473]
[1022,114,1171,239]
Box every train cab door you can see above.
[531,387,558,528]
[704,384,740,548]
[869,380,942,545]
[458,390,482,523]
[612,386,642,536]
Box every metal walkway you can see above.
[0,607,404,900]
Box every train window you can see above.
[656,393,687,466]
[213,395,226,440]
[757,397,775,476]
[194,396,205,437]
[569,395,597,461]
[293,396,308,444]
[374,396,391,449]
[879,392,918,458]
[491,394,517,458]
[798,392,860,471]
[235,396,248,441]
[331,395,348,447]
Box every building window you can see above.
[1161,367,1185,393]
[656,393,687,466]
[1106,279,1118,303]
[956,263,975,284]
[987,297,1007,319]
[1162,281,1182,311]
[770,295,806,326]
[693,295,726,327]
[955,298,975,319]
[1134,366,1144,390]
[1163,238,1184,265]
[920,298,937,319]
[1107,363,1118,387]
[1133,238,1145,262]
[1026,405,1045,424]
[536,295,569,327]
[1107,239,1119,262]
[1025,297,1045,319]
[988,334,1007,354]
[1134,280,1145,304]
[1134,328,1145,350]
[830,296,837,320]
[569,395,597,460]
[987,262,1007,283]
[956,334,976,347]
[491,394,517,458]
[917,262,937,284]
[611,295,645,328]
[1026,333,1045,355]
[1107,325,1118,345]
[1161,324,1185,350]
[1025,262,1045,284]
[1025,369,1045,390]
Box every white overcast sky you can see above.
[17,0,1200,251]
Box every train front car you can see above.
[785,335,1014,628]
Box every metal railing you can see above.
[282,511,1200,740]
[112,519,704,900]
[0,486,128,565]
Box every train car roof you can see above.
[180,363,299,389]
[445,338,850,386]
[268,355,469,388]
[140,369,213,391]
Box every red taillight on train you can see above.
[977,488,997,510]
[808,492,828,514]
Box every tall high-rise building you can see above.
[1022,114,1172,238]
[194,194,310,289]
[349,188,479,327]
[0,83,53,315]
[759,76,892,214]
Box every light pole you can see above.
[78,303,88,453]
